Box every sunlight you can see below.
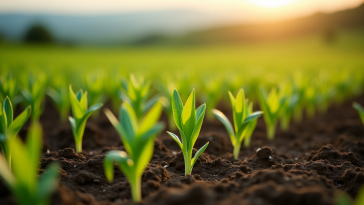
[248,0,296,8]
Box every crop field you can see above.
[1,28,364,205]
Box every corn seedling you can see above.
[85,72,106,117]
[0,72,20,107]
[103,101,164,202]
[243,101,259,148]
[0,122,60,205]
[201,78,224,121]
[213,89,262,159]
[119,75,160,120]
[47,86,70,122]
[353,102,364,125]
[259,86,286,140]
[279,84,299,131]
[21,75,47,121]
[167,89,209,175]
[0,97,31,168]
[69,86,103,152]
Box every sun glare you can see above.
[248,0,296,8]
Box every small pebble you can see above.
[74,165,77,168]
[305,153,309,156]
[46,149,50,154]
[269,156,273,160]
[294,157,298,161]
[89,151,94,155]
[103,189,105,192]
[256,148,261,153]
[164,165,168,168]
[172,151,177,155]
[93,179,100,183]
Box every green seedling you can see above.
[0,122,60,205]
[69,86,103,152]
[119,74,160,120]
[279,84,299,131]
[259,86,286,140]
[103,101,164,202]
[167,89,209,175]
[21,75,47,121]
[47,86,70,122]
[201,78,224,121]
[0,72,20,107]
[0,97,31,168]
[85,72,106,117]
[213,89,262,159]
[353,102,364,125]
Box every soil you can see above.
[1,94,364,205]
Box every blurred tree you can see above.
[23,24,53,44]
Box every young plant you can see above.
[0,72,20,108]
[243,101,259,148]
[21,74,47,121]
[69,86,103,152]
[167,89,209,175]
[119,75,160,120]
[259,86,286,140]
[336,186,364,205]
[103,101,164,202]
[279,83,299,131]
[212,89,262,159]
[353,102,364,125]
[0,122,60,205]
[0,97,31,168]
[201,77,224,121]
[47,86,70,122]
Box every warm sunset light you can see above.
[248,0,296,8]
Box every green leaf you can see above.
[195,104,205,120]
[104,150,131,183]
[228,91,236,110]
[143,96,160,114]
[353,102,364,124]
[172,90,183,130]
[212,109,235,146]
[36,163,60,202]
[233,89,245,130]
[191,142,209,169]
[47,88,61,106]
[120,103,138,139]
[356,186,364,205]
[69,86,84,120]
[75,90,83,101]
[243,111,263,124]
[8,106,31,137]
[3,97,13,127]
[104,108,134,155]
[189,104,205,149]
[167,131,183,150]
[26,123,42,182]
[0,153,15,188]
[181,90,196,139]
[139,100,163,135]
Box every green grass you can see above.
[0,29,363,75]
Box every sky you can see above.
[0,0,363,23]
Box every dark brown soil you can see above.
[1,94,364,205]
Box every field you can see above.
[1,28,364,205]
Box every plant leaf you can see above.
[181,90,196,139]
[69,86,84,120]
[120,103,138,139]
[212,109,235,146]
[36,163,60,202]
[0,153,15,188]
[3,97,13,127]
[172,90,183,130]
[139,100,163,135]
[104,109,134,155]
[189,104,205,149]
[195,104,205,121]
[233,89,245,129]
[104,150,131,182]
[353,102,364,124]
[167,131,183,150]
[8,106,31,137]
[143,96,160,114]
[191,142,209,169]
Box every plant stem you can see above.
[233,143,241,160]
[130,176,141,202]
[75,139,82,153]
[184,151,192,175]
[244,136,251,148]
[267,125,276,140]
[280,116,290,131]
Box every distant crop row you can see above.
[0,66,364,204]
